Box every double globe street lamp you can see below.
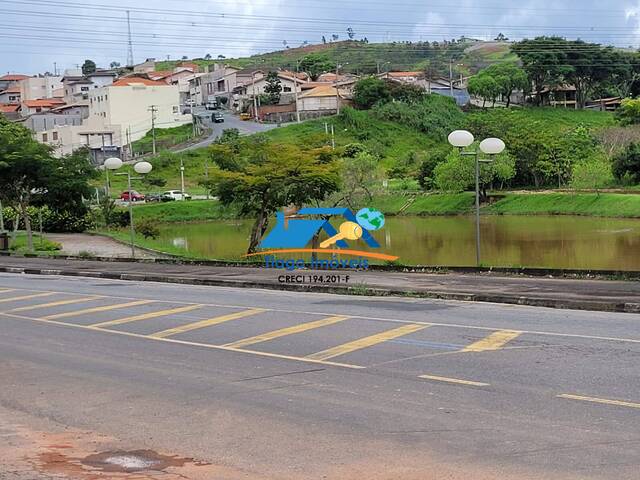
[104,157,153,258]
[447,130,506,267]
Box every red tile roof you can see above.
[0,74,29,81]
[387,71,423,77]
[2,86,21,93]
[112,77,167,86]
[0,104,20,112]
[23,99,66,108]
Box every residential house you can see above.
[380,72,470,106]
[21,98,66,116]
[62,70,115,103]
[198,65,241,104]
[297,85,351,113]
[0,104,20,120]
[39,75,190,160]
[133,58,156,74]
[233,73,305,113]
[19,75,63,101]
[0,86,21,104]
[0,74,29,92]
[537,85,577,108]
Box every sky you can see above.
[4,0,640,74]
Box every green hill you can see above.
[156,39,513,77]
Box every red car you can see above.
[120,190,145,202]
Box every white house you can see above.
[298,85,348,112]
[19,75,63,101]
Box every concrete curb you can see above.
[3,265,639,314]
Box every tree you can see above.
[571,157,614,193]
[339,151,382,206]
[204,139,341,253]
[512,37,572,106]
[434,147,515,199]
[263,71,283,105]
[467,75,500,107]
[81,59,96,75]
[332,34,339,42]
[181,55,188,60]
[353,77,390,109]
[495,33,509,42]
[109,61,121,69]
[299,53,335,80]
[0,117,54,251]
[613,142,640,184]
[322,35,327,44]
[204,53,212,60]
[217,55,226,60]
[476,63,529,107]
[347,27,355,40]
[616,98,640,126]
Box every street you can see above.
[176,109,280,152]
[1,272,639,479]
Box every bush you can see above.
[136,219,160,239]
[571,157,614,191]
[1,205,93,233]
[617,98,640,126]
[613,142,640,184]
[353,77,390,109]
[372,95,464,140]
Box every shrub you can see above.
[136,219,160,239]
[613,142,640,184]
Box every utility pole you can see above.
[148,105,158,155]
[252,71,259,122]
[180,157,186,195]
[449,58,454,98]
[53,62,57,76]
[294,60,301,123]
[330,124,335,150]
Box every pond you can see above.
[155,215,640,271]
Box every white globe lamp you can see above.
[479,138,506,155]
[104,157,123,170]
[448,130,475,148]
[134,161,153,175]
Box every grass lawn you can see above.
[133,199,239,223]
[487,193,640,217]
[7,232,61,253]
[132,123,196,155]
[96,229,206,259]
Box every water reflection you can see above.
[155,216,640,270]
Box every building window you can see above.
[173,106,179,114]
[283,86,292,92]
[105,94,107,100]
[52,132,58,141]
[81,86,89,92]
[42,133,48,142]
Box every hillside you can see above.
[156,39,514,77]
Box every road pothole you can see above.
[81,449,191,473]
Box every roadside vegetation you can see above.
[131,123,197,155]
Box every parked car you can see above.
[163,190,192,201]
[146,192,174,203]
[120,190,145,202]
[212,112,225,123]
[206,101,218,111]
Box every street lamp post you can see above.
[448,130,505,267]
[104,158,153,259]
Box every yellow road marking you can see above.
[43,300,155,320]
[419,374,490,387]
[306,324,428,361]
[2,311,364,369]
[90,304,202,328]
[224,315,350,349]
[0,292,56,304]
[462,330,522,352]
[10,296,102,313]
[150,308,266,339]
[558,394,640,410]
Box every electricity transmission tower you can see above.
[126,10,134,67]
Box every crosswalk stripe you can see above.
[461,330,522,352]
[10,296,103,313]
[419,374,490,387]
[150,308,266,339]
[225,315,350,349]
[43,300,155,320]
[558,394,640,410]
[0,292,56,304]
[306,324,428,361]
[90,304,202,328]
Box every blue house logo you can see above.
[259,208,382,250]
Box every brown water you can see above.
[156,215,640,270]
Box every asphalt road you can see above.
[1,273,639,479]
[177,109,279,151]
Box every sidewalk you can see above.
[1,255,639,313]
